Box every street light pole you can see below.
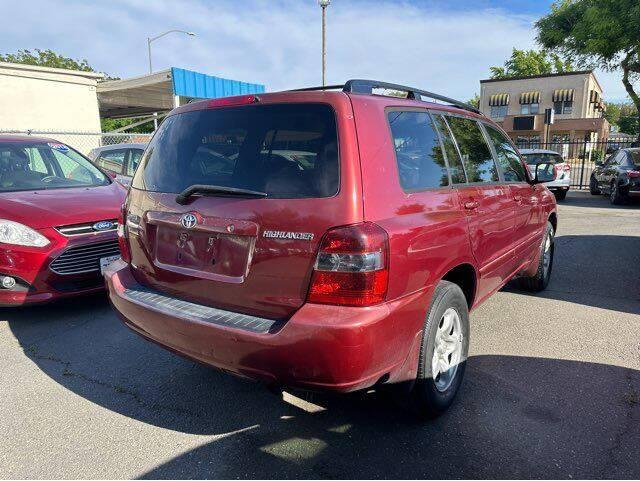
[318,0,330,86]
[147,29,196,74]
[146,29,196,129]
[147,38,153,74]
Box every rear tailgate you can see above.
[125,94,362,320]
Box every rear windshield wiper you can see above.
[176,184,267,205]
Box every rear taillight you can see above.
[307,222,389,307]
[628,170,640,178]
[117,204,131,263]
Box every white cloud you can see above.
[1,0,631,101]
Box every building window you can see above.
[490,105,508,118]
[520,103,539,115]
[554,100,573,115]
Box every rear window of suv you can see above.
[522,153,564,165]
[132,103,339,199]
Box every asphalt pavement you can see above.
[1,190,639,479]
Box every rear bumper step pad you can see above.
[122,287,281,334]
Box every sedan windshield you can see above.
[522,153,564,165]
[0,141,109,192]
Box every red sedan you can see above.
[0,135,126,306]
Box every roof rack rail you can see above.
[289,79,480,114]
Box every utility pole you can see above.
[318,0,330,86]
[146,30,196,129]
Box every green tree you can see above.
[490,48,573,79]
[604,101,639,135]
[536,0,640,140]
[467,93,480,108]
[100,117,154,134]
[0,48,95,72]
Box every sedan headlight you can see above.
[0,220,50,247]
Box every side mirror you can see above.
[532,162,555,184]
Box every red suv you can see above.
[106,80,557,416]
[0,136,126,305]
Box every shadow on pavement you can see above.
[559,191,640,209]
[507,234,640,315]
[4,297,640,478]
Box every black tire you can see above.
[520,221,554,292]
[554,189,568,201]
[402,281,470,418]
[609,180,625,205]
[589,175,600,195]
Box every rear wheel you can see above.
[610,181,625,205]
[554,189,568,201]
[589,175,600,195]
[520,221,554,292]
[400,281,469,418]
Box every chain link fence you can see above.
[515,137,637,189]
[0,130,153,156]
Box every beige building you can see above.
[0,62,103,132]
[479,70,609,143]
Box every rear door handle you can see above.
[464,201,480,210]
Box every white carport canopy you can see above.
[97,69,175,118]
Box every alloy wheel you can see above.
[431,307,463,392]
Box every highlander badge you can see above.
[263,230,314,241]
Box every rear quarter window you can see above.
[387,110,449,191]
[132,104,339,199]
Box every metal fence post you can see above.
[579,136,588,189]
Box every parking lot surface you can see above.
[1,191,639,479]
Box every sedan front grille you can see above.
[50,240,120,275]
[56,219,118,236]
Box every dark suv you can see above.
[106,80,557,416]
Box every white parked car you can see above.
[519,148,571,200]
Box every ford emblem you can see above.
[180,213,198,229]
[93,221,114,231]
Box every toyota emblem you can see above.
[180,213,198,229]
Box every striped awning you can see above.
[489,93,510,106]
[519,91,540,104]
[553,89,574,102]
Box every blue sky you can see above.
[1,0,629,101]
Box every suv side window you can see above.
[127,149,144,176]
[607,151,623,166]
[96,149,126,174]
[387,110,449,191]
[446,116,499,183]
[484,125,527,182]
[431,114,467,184]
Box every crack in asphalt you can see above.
[22,343,210,421]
